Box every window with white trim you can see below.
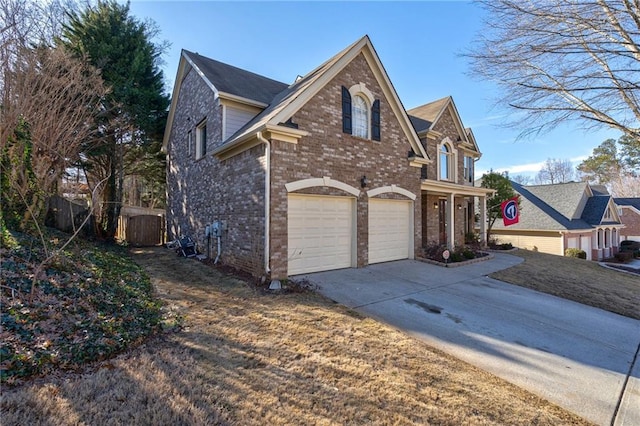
[195,120,207,160]
[341,84,380,141]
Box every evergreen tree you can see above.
[59,0,169,239]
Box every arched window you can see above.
[440,144,451,180]
[352,95,369,139]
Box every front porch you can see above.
[421,180,494,248]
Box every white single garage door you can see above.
[368,199,412,264]
[288,195,354,275]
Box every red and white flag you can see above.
[501,197,519,226]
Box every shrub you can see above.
[462,248,476,259]
[465,232,480,244]
[615,252,633,263]
[564,248,587,259]
[500,243,513,250]
[423,242,447,261]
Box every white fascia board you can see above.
[219,92,268,109]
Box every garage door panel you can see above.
[369,199,411,264]
[288,195,354,275]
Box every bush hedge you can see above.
[564,248,587,259]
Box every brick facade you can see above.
[269,53,421,278]
[619,206,640,240]
[419,106,475,247]
[166,65,267,275]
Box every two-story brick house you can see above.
[163,36,492,280]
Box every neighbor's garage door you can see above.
[287,195,354,275]
[368,199,412,264]
[581,235,592,260]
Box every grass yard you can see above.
[1,247,591,425]
[490,249,640,320]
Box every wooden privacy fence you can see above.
[117,214,165,246]
[47,195,90,233]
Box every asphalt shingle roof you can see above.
[407,97,449,127]
[581,196,609,225]
[494,181,619,231]
[408,115,432,133]
[184,50,289,105]
[615,198,640,210]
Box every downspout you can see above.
[256,132,271,276]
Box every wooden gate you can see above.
[119,214,165,246]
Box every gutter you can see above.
[256,131,271,275]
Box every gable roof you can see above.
[582,196,616,225]
[407,96,481,155]
[408,97,449,131]
[183,50,289,105]
[590,185,610,196]
[211,35,430,162]
[494,181,621,231]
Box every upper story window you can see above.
[187,130,192,157]
[440,144,452,180]
[342,84,381,141]
[464,156,474,183]
[352,95,369,139]
[195,119,207,160]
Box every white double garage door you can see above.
[288,194,412,275]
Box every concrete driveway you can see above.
[296,253,640,426]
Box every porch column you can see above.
[447,192,455,248]
[480,195,487,246]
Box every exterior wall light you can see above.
[360,175,369,188]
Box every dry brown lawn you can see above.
[1,247,593,425]
[490,249,640,320]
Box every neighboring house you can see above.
[614,198,640,241]
[163,36,493,280]
[492,181,624,260]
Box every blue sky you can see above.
[128,0,620,179]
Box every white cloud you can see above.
[477,156,589,178]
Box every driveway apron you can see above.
[297,253,640,426]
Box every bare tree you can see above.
[535,158,576,184]
[510,174,532,185]
[610,174,640,197]
[467,0,640,139]
[1,0,107,228]
[2,45,108,227]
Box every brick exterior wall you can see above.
[620,207,640,240]
[419,106,475,247]
[269,53,422,278]
[166,65,267,276]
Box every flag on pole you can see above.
[501,197,519,226]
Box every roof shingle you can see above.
[184,50,289,105]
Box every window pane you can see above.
[440,151,448,180]
[352,95,368,138]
